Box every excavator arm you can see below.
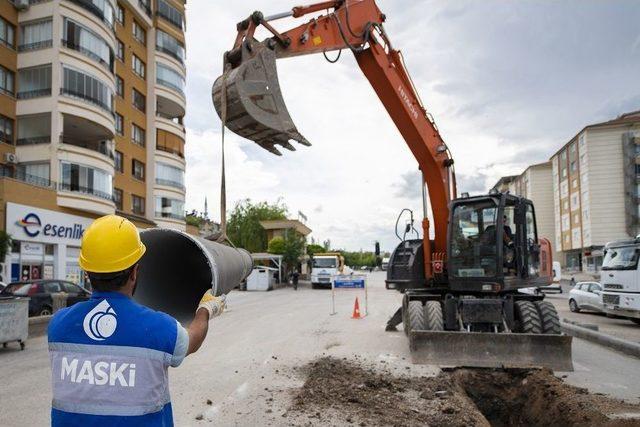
[213,0,456,278]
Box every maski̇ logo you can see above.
[83,300,117,341]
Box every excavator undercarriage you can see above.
[212,0,573,371]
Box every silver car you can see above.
[569,281,604,313]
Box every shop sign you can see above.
[20,242,44,257]
[6,203,95,246]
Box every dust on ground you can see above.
[285,357,640,427]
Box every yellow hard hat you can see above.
[79,215,146,273]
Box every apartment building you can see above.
[551,110,640,271]
[0,0,187,284]
[490,163,556,259]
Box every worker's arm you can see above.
[187,291,226,356]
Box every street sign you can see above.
[331,275,368,316]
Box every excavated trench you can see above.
[287,357,640,427]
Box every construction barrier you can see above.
[330,275,368,317]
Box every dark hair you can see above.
[87,265,136,292]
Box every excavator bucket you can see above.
[410,331,574,371]
[212,43,310,156]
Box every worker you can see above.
[47,215,226,426]
[291,269,300,291]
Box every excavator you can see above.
[212,0,573,370]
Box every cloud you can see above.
[184,0,640,250]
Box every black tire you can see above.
[514,301,542,334]
[630,318,640,325]
[39,306,53,316]
[535,301,561,334]
[569,299,580,313]
[407,301,426,332]
[424,301,444,331]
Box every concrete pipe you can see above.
[135,229,253,322]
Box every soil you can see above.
[286,357,640,427]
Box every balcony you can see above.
[155,178,185,191]
[139,0,152,16]
[17,136,50,146]
[62,39,114,73]
[17,40,53,52]
[17,89,52,100]
[0,165,55,190]
[61,114,115,160]
[58,182,112,201]
[156,144,183,159]
[66,0,114,29]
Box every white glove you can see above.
[197,290,226,319]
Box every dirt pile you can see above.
[287,357,640,427]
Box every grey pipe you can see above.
[135,229,253,322]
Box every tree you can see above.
[0,231,12,261]
[268,232,306,270]
[227,199,288,253]
[306,244,326,257]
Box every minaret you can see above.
[204,197,209,219]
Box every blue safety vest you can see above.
[48,291,189,426]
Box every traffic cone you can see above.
[351,297,362,319]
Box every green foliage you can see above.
[0,231,12,261]
[227,199,288,253]
[267,236,286,254]
[306,244,326,257]
[342,251,377,268]
[185,215,201,227]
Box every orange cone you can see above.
[351,297,362,319]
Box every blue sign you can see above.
[334,278,365,289]
[16,213,42,237]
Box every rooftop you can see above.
[259,219,312,236]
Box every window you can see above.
[156,30,185,63]
[116,39,124,61]
[0,65,14,96]
[570,161,577,173]
[579,134,586,147]
[572,178,578,189]
[73,0,114,28]
[62,65,113,113]
[17,64,51,99]
[0,114,14,144]
[155,197,185,220]
[19,19,51,51]
[132,123,145,146]
[59,161,113,200]
[132,194,145,215]
[560,180,568,198]
[114,150,123,172]
[115,114,123,136]
[116,4,125,25]
[561,214,570,231]
[63,18,114,71]
[0,16,15,48]
[132,159,145,180]
[156,162,185,188]
[116,75,124,97]
[132,54,145,79]
[132,20,146,44]
[563,200,568,210]
[132,88,145,112]
[113,188,123,210]
[156,63,185,95]
[570,193,580,211]
[17,162,50,186]
[157,0,184,30]
[17,113,50,145]
[450,201,499,278]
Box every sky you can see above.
[182,0,640,252]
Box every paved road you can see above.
[534,281,640,343]
[1,272,639,426]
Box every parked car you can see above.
[0,282,6,292]
[569,281,604,313]
[0,280,90,316]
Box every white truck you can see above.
[600,238,640,325]
[311,253,344,289]
[381,257,390,271]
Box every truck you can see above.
[600,238,640,324]
[310,253,344,289]
[381,257,390,271]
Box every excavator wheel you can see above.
[407,301,426,332]
[514,301,543,334]
[424,301,444,331]
[535,301,561,334]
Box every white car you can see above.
[569,281,604,313]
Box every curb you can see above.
[561,320,640,359]
[29,315,52,338]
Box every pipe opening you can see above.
[136,229,213,322]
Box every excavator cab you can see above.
[447,193,551,293]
